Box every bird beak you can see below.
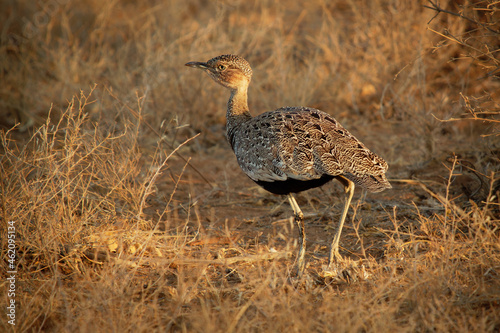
[185,61,209,69]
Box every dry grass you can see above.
[1,0,500,332]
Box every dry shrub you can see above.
[0,85,197,331]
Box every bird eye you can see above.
[217,64,227,71]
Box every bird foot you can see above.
[327,249,343,268]
[321,258,373,284]
[287,271,314,289]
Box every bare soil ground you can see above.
[1,1,500,332]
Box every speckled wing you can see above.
[229,107,391,192]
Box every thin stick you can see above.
[424,0,500,34]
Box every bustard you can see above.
[186,54,391,276]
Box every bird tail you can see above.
[344,173,391,193]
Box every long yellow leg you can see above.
[328,178,355,268]
[287,194,306,277]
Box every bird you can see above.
[185,54,391,277]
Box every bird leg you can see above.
[287,194,306,277]
[328,177,355,268]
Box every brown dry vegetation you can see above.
[1,0,500,332]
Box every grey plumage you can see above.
[229,106,389,191]
[186,54,391,277]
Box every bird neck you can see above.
[226,87,252,128]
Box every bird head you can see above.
[185,54,252,90]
